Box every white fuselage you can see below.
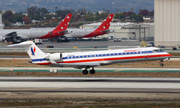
[31,47,171,67]
[0,28,54,39]
[0,28,96,40]
[65,28,95,38]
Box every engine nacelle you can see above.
[49,53,62,61]
[0,36,5,42]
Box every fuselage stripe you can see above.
[35,54,171,65]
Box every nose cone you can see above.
[167,53,172,57]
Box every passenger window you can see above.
[63,57,68,59]
[80,56,83,58]
[99,54,102,57]
[126,52,129,55]
[115,53,117,55]
[123,53,126,55]
[111,54,114,56]
[76,56,79,58]
[103,54,106,56]
[119,53,121,55]
[84,55,87,58]
[131,52,133,54]
[88,55,91,57]
[107,54,110,56]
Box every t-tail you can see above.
[8,41,47,60]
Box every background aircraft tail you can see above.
[8,41,46,59]
[95,14,114,31]
[53,13,72,32]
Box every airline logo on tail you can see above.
[31,47,36,56]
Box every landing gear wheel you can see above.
[160,63,164,67]
[82,70,88,75]
[90,69,95,74]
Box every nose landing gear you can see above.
[160,60,164,67]
[160,63,164,67]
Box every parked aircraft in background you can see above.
[9,41,172,75]
[63,14,114,39]
[0,13,72,43]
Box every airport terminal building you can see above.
[80,22,154,41]
[155,0,180,47]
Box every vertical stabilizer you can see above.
[53,13,72,32]
[8,41,46,59]
[95,14,114,31]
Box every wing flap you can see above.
[59,62,100,66]
[58,62,100,69]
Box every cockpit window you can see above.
[153,49,164,52]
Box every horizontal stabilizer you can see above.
[58,30,68,34]
[8,41,46,59]
[8,41,33,47]
[101,29,110,33]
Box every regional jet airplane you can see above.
[0,13,72,43]
[8,41,172,75]
[64,14,114,38]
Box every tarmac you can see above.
[0,77,180,93]
[1,67,180,73]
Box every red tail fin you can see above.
[95,14,114,31]
[53,13,72,32]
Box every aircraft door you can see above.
[143,51,149,59]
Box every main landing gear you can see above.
[82,67,96,75]
[160,60,164,67]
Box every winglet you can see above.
[95,14,114,31]
[53,13,72,32]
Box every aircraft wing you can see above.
[58,30,68,34]
[5,32,17,38]
[58,62,100,69]
[45,55,100,69]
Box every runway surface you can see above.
[0,77,180,93]
[1,67,180,73]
